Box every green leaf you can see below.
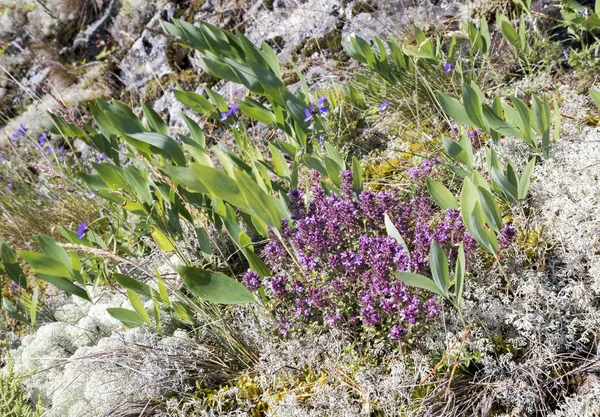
[590,88,600,110]
[18,251,71,277]
[384,213,411,263]
[106,308,145,328]
[36,273,90,301]
[47,112,88,139]
[141,102,169,136]
[454,243,465,307]
[463,83,487,130]
[438,92,474,127]
[114,273,153,298]
[352,156,363,194]
[234,168,282,229]
[426,179,459,209]
[269,143,290,179]
[518,157,536,200]
[430,240,449,296]
[178,266,255,304]
[127,289,151,325]
[182,114,206,148]
[442,136,471,168]
[499,15,521,48]
[469,202,498,255]
[237,98,276,125]
[38,235,72,272]
[127,132,186,166]
[477,186,504,233]
[491,167,518,202]
[1,243,27,289]
[394,272,446,297]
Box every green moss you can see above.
[352,1,377,15]
[298,29,343,58]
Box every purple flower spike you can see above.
[243,270,261,292]
[379,101,391,111]
[443,63,453,73]
[76,221,87,240]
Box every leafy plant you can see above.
[395,241,466,322]
[438,81,560,158]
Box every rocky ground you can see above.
[2,0,600,416]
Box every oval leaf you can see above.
[178,266,255,305]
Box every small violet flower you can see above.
[443,63,453,73]
[220,102,239,121]
[76,221,87,240]
[379,101,391,111]
[38,133,47,147]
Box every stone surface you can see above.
[118,3,177,93]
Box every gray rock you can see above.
[244,0,343,61]
[118,3,176,93]
[61,0,119,59]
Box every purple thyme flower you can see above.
[499,224,517,249]
[379,101,391,111]
[443,63,453,73]
[242,270,261,292]
[76,221,87,239]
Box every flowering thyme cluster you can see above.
[254,171,476,342]
[304,96,329,122]
[407,157,442,181]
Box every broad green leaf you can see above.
[269,143,290,179]
[438,92,474,127]
[141,102,169,136]
[182,114,206,148]
[1,243,27,289]
[427,179,459,209]
[430,240,449,296]
[491,167,518,202]
[590,88,600,110]
[463,83,487,130]
[46,112,88,139]
[469,202,498,255]
[114,273,153,298]
[36,273,90,301]
[477,186,503,233]
[127,289,151,324]
[178,266,254,304]
[234,168,282,229]
[394,272,446,297]
[237,98,276,125]
[499,15,521,48]
[352,156,363,194]
[127,132,186,166]
[324,157,342,186]
[107,307,145,328]
[384,213,411,263]
[324,142,345,170]
[151,226,175,252]
[18,251,71,277]
[518,157,536,200]
[38,235,72,272]
[442,136,471,168]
